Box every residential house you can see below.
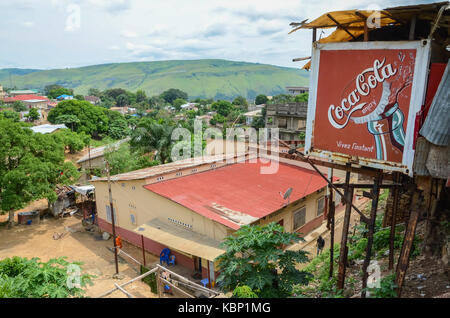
[90,153,333,285]
[286,86,309,96]
[85,95,101,105]
[181,103,198,111]
[243,109,262,125]
[2,94,49,109]
[266,102,307,141]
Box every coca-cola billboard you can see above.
[305,41,431,175]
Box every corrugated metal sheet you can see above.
[144,159,328,230]
[419,62,450,146]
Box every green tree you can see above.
[54,114,80,131]
[0,118,80,226]
[172,98,187,111]
[108,118,130,140]
[215,222,312,298]
[25,108,40,122]
[160,88,188,104]
[211,100,233,117]
[130,118,175,164]
[74,94,85,101]
[0,110,20,122]
[52,129,89,154]
[135,89,147,103]
[47,86,74,99]
[104,143,159,176]
[87,88,102,97]
[0,256,93,298]
[255,94,268,105]
[47,100,109,138]
[11,101,27,112]
[116,94,129,107]
[232,96,248,112]
[294,93,309,103]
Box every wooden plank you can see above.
[327,14,357,40]
[395,190,423,297]
[156,264,219,295]
[98,267,158,297]
[114,283,135,298]
[160,277,195,298]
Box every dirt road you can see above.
[0,215,158,298]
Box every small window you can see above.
[105,205,117,223]
[132,186,136,190]
[176,172,183,176]
[121,183,126,187]
[191,169,198,173]
[210,164,216,168]
[317,197,325,216]
[157,176,164,181]
[293,207,306,230]
[130,213,136,225]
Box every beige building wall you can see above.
[258,188,327,233]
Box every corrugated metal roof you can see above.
[134,219,225,261]
[90,153,245,181]
[419,62,450,146]
[144,159,328,230]
[29,124,67,134]
[77,137,130,163]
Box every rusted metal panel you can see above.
[305,40,432,177]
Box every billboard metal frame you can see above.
[305,40,432,176]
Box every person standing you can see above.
[317,235,325,256]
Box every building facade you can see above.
[266,102,307,141]
[90,154,331,285]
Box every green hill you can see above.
[0,59,308,100]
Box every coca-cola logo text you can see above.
[328,58,397,129]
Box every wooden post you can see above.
[312,28,317,43]
[364,19,369,41]
[409,15,417,40]
[361,174,382,298]
[327,167,335,279]
[157,268,162,298]
[389,173,400,270]
[395,190,423,297]
[337,170,353,289]
[141,235,146,267]
[106,161,119,276]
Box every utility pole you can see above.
[88,142,92,179]
[106,161,119,276]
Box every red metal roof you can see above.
[3,94,48,102]
[144,160,329,230]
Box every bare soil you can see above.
[0,215,159,298]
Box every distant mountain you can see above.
[0,59,309,101]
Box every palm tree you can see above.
[130,118,175,164]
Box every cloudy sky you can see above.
[0,0,433,70]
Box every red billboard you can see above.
[305,41,431,175]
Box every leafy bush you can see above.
[232,285,258,298]
[365,274,397,298]
[0,256,93,298]
[140,265,157,294]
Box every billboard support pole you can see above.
[286,147,370,224]
[327,166,335,279]
[361,173,383,298]
[337,169,353,289]
[389,172,401,270]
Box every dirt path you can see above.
[0,216,159,298]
